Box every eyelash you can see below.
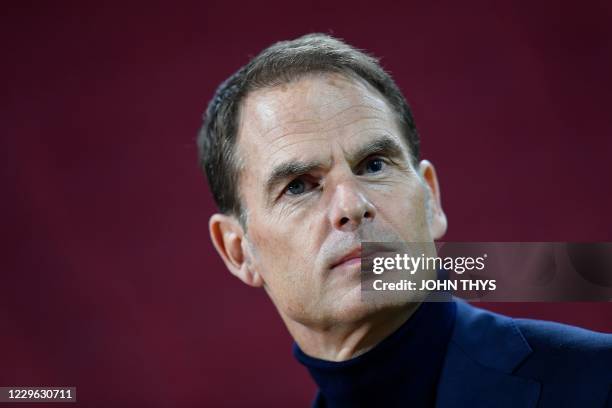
[282,156,389,198]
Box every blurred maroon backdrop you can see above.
[2,1,611,406]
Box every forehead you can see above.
[238,72,398,142]
[235,73,405,182]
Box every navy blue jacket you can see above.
[301,300,612,407]
[437,300,612,407]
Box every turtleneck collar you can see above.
[293,300,457,407]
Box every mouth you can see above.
[330,247,362,270]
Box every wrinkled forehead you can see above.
[235,72,405,174]
[241,72,394,133]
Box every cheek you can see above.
[247,221,317,283]
[247,223,321,317]
[371,180,429,235]
[249,227,289,269]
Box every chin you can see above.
[326,287,392,324]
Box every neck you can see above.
[282,303,422,361]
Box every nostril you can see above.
[339,216,350,226]
[364,211,371,219]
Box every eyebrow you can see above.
[350,135,405,165]
[265,160,324,200]
[264,135,407,200]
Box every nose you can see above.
[329,181,377,231]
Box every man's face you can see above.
[235,73,444,327]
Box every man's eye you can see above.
[285,178,316,196]
[364,158,385,174]
[287,179,305,195]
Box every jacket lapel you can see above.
[436,300,541,408]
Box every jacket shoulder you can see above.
[452,299,612,382]
[515,316,612,353]
[513,316,612,382]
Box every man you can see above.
[197,34,612,407]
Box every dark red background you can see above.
[2,1,611,406]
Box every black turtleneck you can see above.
[293,300,457,408]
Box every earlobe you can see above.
[418,160,448,240]
[209,213,263,287]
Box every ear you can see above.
[209,213,263,287]
[418,160,447,240]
